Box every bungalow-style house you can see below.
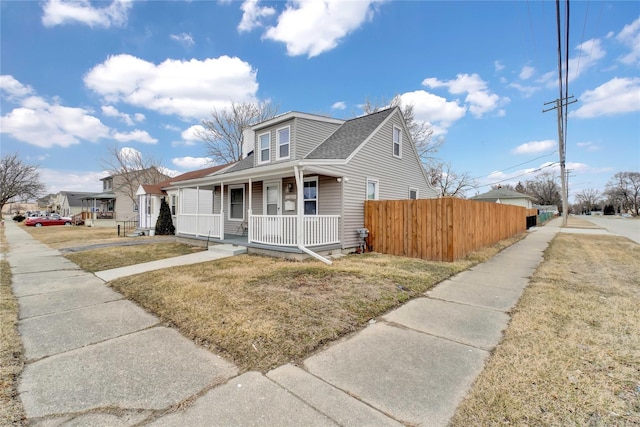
[82,167,170,224]
[137,164,233,229]
[53,191,95,217]
[471,187,536,209]
[153,107,437,262]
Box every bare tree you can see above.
[605,171,640,216]
[198,100,279,164]
[523,172,562,207]
[101,144,168,208]
[576,188,600,213]
[428,162,477,198]
[361,95,440,167]
[0,153,46,213]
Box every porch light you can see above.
[287,183,294,192]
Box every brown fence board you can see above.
[364,198,529,262]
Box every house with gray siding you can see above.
[168,107,438,263]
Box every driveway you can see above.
[581,215,640,244]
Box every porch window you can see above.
[303,177,318,215]
[171,195,176,215]
[229,186,245,220]
[277,126,290,160]
[259,132,270,163]
[366,178,379,200]
[409,188,418,200]
[393,126,402,158]
[147,198,153,215]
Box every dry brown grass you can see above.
[109,234,525,373]
[21,223,127,249]
[0,228,26,426]
[64,243,205,272]
[451,233,640,426]
[565,216,603,229]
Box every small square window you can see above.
[409,188,418,200]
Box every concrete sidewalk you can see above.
[6,218,561,426]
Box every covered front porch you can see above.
[174,165,343,255]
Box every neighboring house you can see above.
[52,191,95,217]
[136,164,233,229]
[471,187,536,209]
[82,168,171,221]
[165,107,437,261]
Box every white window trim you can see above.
[303,176,319,215]
[409,187,418,200]
[276,125,291,161]
[393,125,402,159]
[366,178,379,201]
[228,185,245,221]
[258,132,271,164]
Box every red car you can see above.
[25,214,73,227]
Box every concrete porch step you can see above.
[208,244,248,256]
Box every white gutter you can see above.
[293,166,332,266]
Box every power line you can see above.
[471,151,558,182]
[471,162,559,190]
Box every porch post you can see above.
[196,185,200,237]
[294,166,304,245]
[220,182,224,238]
[248,178,253,242]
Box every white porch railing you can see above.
[177,214,222,238]
[249,215,340,246]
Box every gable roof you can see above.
[60,191,95,206]
[304,108,396,160]
[139,163,233,195]
[471,187,535,201]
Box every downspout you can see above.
[294,166,332,265]
[248,178,252,242]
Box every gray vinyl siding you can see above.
[326,111,437,248]
[252,118,341,167]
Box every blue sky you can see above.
[1,0,639,202]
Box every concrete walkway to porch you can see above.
[6,217,566,426]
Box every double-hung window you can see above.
[171,195,177,215]
[277,126,290,160]
[229,186,245,220]
[393,126,402,158]
[259,132,270,163]
[303,177,318,215]
[366,178,379,200]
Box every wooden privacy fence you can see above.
[364,198,531,262]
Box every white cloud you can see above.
[112,129,157,144]
[1,96,110,148]
[172,156,213,169]
[39,168,106,193]
[238,0,276,32]
[422,73,509,118]
[576,141,600,152]
[331,101,346,110]
[263,0,382,58]
[571,77,640,118]
[101,105,145,126]
[84,54,259,119]
[0,75,34,99]
[617,16,640,65]
[512,139,556,155]
[399,90,466,136]
[41,0,132,28]
[174,124,205,146]
[508,82,539,98]
[567,38,606,81]
[519,65,535,80]
[494,60,505,72]
[170,32,195,47]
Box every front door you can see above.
[264,181,281,215]
[264,181,281,238]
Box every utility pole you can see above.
[543,96,577,226]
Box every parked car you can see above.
[25,214,73,227]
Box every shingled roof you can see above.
[471,187,535,201]
[140,163,232,195]
[304,108,396,160]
